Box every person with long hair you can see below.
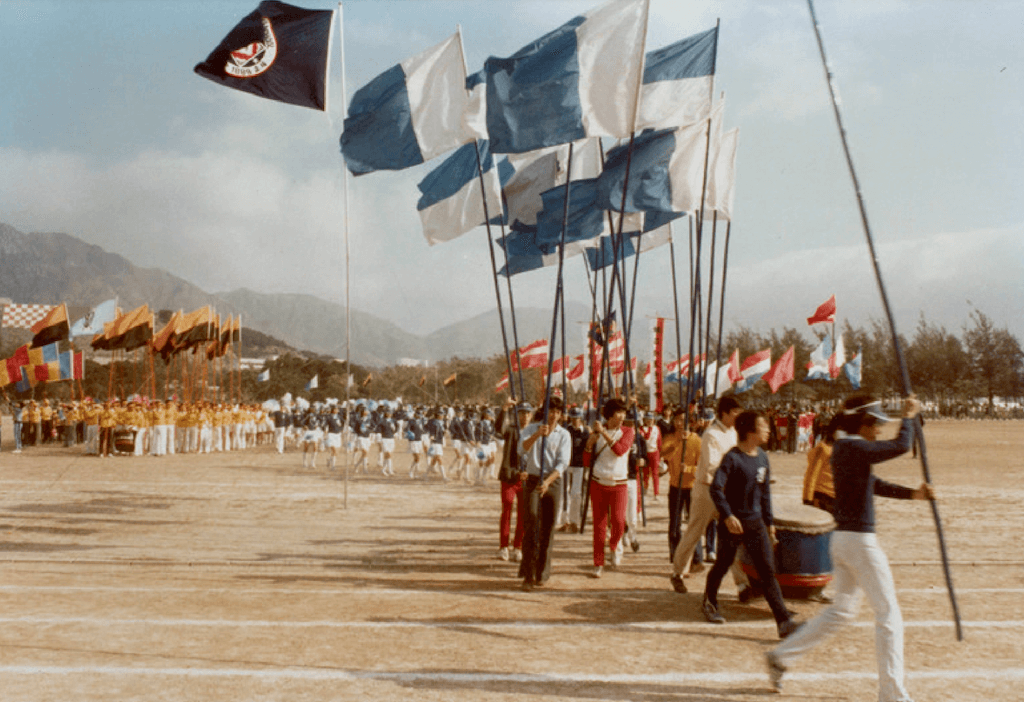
[767,394,933,699]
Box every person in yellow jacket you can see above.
[82,399,101,454]
[98,401,118,457]
[802,418,837,514]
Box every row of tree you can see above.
[4,309,1020,412]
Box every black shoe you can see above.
[631,539,640,553]
[737,585,754,603]
[702,597,726,624]
[521,579,535,592]
[777,618,802,639]
[670,573,687,593]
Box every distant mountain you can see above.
[0,223,593,365]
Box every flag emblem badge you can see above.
[225,17,277,78]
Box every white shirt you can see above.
[696,418,737,486]
[519,422,571,477]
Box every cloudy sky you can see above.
[1,0,1022,346]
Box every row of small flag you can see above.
[0,342,84,391]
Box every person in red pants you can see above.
[495,399,532,563]
[583,398,635,578]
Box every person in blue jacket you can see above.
[767,395,933,700]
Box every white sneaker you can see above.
[498,547,510,561]
[511,549,522,563]
[591,565,603,578]
[611,550,622,568]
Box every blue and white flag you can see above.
[257,369,270,382]
[497,231,589,278]
[843,352,862,390]
[70,299,118,338]
[598,119,708,214]
[585,224,671,271]
[341,31,482,175]
[502,139,603,229]
[416,140,503,245]
[805,336,833,380]
[527,179,646,254]
[636,26,718,131]
[305,374,318,391]
[484,0,649,154]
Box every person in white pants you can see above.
[767,396,933,700]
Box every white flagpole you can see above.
[337,1,350,509]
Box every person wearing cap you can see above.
[425,408,449,481]
[767,395,933,698]
[517,396,570,590]
[376,407,398,476]
[405,408,426,478]
[476,409,497,484]
[495,398,530,562]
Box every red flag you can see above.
[762,346,795,394]
[510,339,549,371]
[3,344,31,385]
[807,294,836,325]
[495,374,509,394]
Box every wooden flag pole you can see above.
[806,0,961,641]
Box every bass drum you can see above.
[740,496,834,599]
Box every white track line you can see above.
[0,616,1016,630]
[0,665,1020,683]
[0,585,1021,596]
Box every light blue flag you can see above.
[341,32,482,175]
[416,140,503,245]
[70,299,117,338]
[257,369,270,383]
[844,352,862,390]
[637,27,718,131]
[484,0,648,154]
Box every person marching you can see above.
[477,409,498,483]
[376,406,398,476]
[495,398,530,562]
[300,408,323,469]
[425,408,448,481]
[669,395,750,599]
[639,412,662,501]
[517,396,570,590]
[583,398,634,578]
[323,405,344,471]
[767,396,933,699]
[406,408,426,478]
[661,408,702,560]
[701,410,800,639]
[559,407,590,534]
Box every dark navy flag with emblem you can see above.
[194,1,333,111]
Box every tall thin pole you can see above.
[806,0,960,641]
[338,2,350,509]
[713,220,732,401]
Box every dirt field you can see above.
[0,418,1020,701]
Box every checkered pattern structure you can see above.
[1,302,54,329]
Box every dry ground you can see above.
[0,418,1021,702]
